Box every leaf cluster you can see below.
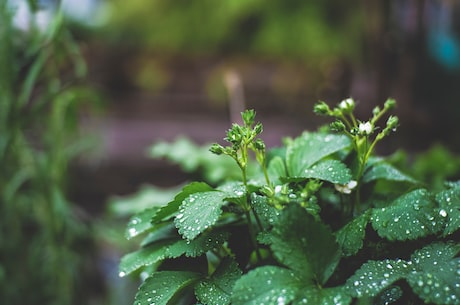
[121,101,460,305]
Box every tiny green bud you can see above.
[209,143,224,155]
[338,98,355,113]
[330,120,346,132]
[254,122,263,135]
[225,124,243,144]
[242,109,256,126]
[260,185,274,197]
[372,106,381,116]
[384,98,396,110]
[313,101,331,115]
[384,115,399,135]
[253,138,265,151]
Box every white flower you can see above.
[339,98,355,111]
[359,121,373,135]
[335,180,358,194]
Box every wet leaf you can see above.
[371,189,444,240]
[286,132,350,177]
[166,230,229,258]
[435,186,460,236]
[363,161,417,184]
[231,266,302,305]
[134,271,202,305]
[250,193,280,229]
[296,159,352,184]
[345,259,410,298]
[175,191,228,240]
[119,239,175,276]
[267,156,287,184]
[125,207,158,240]
[195,257,242,305]
[294,286,351,305]
[407,241,460,305]
[373,286,403,305]
[270,204,340,284]
[336,211,371,256]
[153,182,213,223]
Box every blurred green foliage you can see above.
[106,0,363,60]
[0,2,99,304]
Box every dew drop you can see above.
[439,209,448,217]
[119,271,126,277]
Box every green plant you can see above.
[0,2,98,305]
[120,99,460,305]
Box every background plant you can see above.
[0,2,99,304]
[120,100,460,305]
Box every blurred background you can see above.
[2,0,460,304]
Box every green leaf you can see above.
[135,271,202,305]
[267,156,287,184]
[270,204,340,284]
[407,241,460,305]
[231,266,302,305]
[373,286,403,305]
[175,191,228,240]
[345,259,410,298]
[153,182,213,223]
[250,193,280,229]
[119,239,174,276]
[166,230,229,258]
[109,185,178,216]
[435,186,460,236]
[125,207,158,240]
[371,189,444,241]
[286,132,351,177]
[336,211,371,256]
[295,286,351,305]
[363,161,417,184]
[195,257,242,305]
[298,159,352,184]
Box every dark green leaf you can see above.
[195,257,242,305]
[363,161,417,184]
[270,204,340,284]
[294,286,351,305]
[373,286,403,305]
[435,186,460,236]
[153,182,213,223]
[166,231,229,258]
[175,191,227,240]
[345,259,410,298]
[250,194,280,229]
[407,241,460,305]
[299,159,352,184]
[135,271,202,305]
[126,207,158,240]
[286,132,351,177]
[336,211,371,256]
[267,156,287,184]
[371,189,444,240]
[231,266,302,305]
[119,239,174,276]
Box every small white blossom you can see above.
[339,98,355,111]
[359,121,373,135]
[335,180,358,194]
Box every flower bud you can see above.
[330,120,346,132]
[253,138,265,151]
[254,122,263,135]
[313,102,331,115]
[358,121,373,135]
[242,109,256,126]
[209,143,224,155]
[338,98,355,113]
[384,98,396,110]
